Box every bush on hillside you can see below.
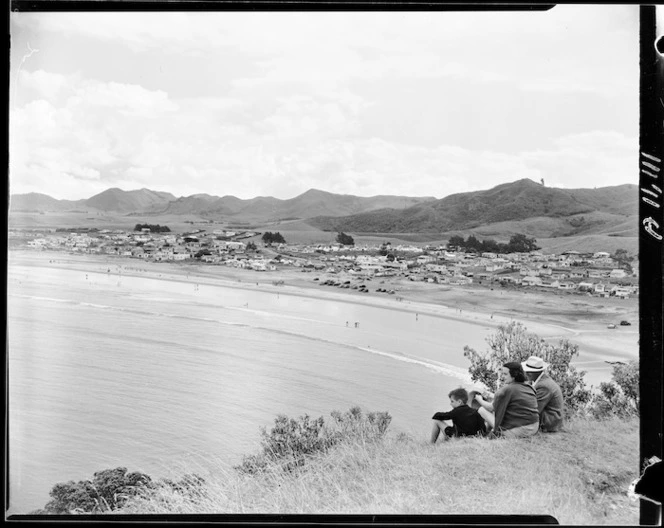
[33,467,152,514]
[32,468,205,514]
[235,406,392,475]
[588,360,639,419]
[463,321,592,417]
[328,406,392,441]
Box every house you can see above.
[594,283,609,294]
[610,286,631,298]
[610,269,628,279]
[522,276,543,286]
[577,282,594,292]
[558,281,576,290]
[448,276,473,285]
[226,241,245,252]
[250,260,268,271]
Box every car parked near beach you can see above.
[620,320,631,326]
[607,323,617,329]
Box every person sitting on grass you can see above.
[431,387,487,444]
[522,355,565,432]
[474,361,540,439]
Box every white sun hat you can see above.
[522,356,549,372]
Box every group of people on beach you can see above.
[430,356,564,443]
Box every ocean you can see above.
[8,261,500,514]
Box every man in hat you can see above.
[522,356,564,432]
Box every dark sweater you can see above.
[534,373,565,431]
[432,404,487,436]
[493,381,539,431]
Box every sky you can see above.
[9,5,640,201]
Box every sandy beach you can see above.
[9,249,639,382]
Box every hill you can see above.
[8,180,637,247]
[85,188,176,213]
[307,179,637,237]
[113,415,637,524]
[8,192,84,212]
[9,187,436,221]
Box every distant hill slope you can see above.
[9,192,84,212]
[229,189,437,221]
[8,180,637,243]
[9,187,436,220]
[152,194,222,215]
[85,188,176,213]
[307,179,638,235]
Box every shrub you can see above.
[35,467,153,514]
[328,406,392,441]
[235,413,332,475]
[588,360,639,419]
[235,407,391,475]
[463,321,592,417]
[34,468,205,514]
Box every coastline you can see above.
[8,249,638,382]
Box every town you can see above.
[9,225,638,300]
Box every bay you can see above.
[8,263,496,514]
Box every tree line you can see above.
[133,224,171,233]
[261,232,286,245]
[448,233,540,254]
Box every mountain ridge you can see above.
[9,179,637,240]
[307,179,637,234]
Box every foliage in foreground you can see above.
[235,406,391,475]
[116,416,638,524]
[33,407,390,514]
[463,321,639,420]
[31,467,205,515]
[588,360,639,419]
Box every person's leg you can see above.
[431,419,447,443]
[477,407,495,429]
[502,422,539,439]
[444,426,457,439]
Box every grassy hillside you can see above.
[308,180,637,235]
[117,416,639,524]
[84,188,176,212]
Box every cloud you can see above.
[13,8,637,98]
[11,75,183,198]
[10,64,637,202]
[16,69,73,103]
[9,7,638,201]
[522,131,637,189]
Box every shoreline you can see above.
[8,249,639,378]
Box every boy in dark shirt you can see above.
[431,388,487,443]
